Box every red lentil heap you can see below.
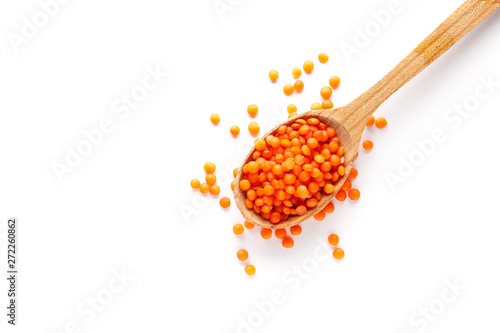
[239,117,346,223]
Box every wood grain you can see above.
[235,0,499,228]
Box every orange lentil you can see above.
[233,224,244,235]
[307,117,320,125]
[295,185,308,198]
[324,184,335,194]
[314,154,325,163]
[296,205,307,216]
[261,228,272,239]
[237,249,248,261]
[307,138,319,149]
[269,70,279,82]
[283,173,296,185]
[333,248,344,260]
[318,52,329,63]
[287,104,297,114]
[284,84,294,96]
[272,164,284,176]
[331,155,341,166]
[294,80,304,93]
[233,168,239,178]
[362,140,373,150]
[324,202,335,213]
[348,168,358,179]
[209,185,220,195]
[239,180,251,191]
[366,115,375,126]
[322,100,333,109]
[329,142,339,154]
[292,67,302,78]
[331,172,340,182]
[247,189,257,201]
[247,161,259,174]
[245,265,256,275]
[290,225,302,235]
[190,179,200,189]
[206,174,217,185]
[341,179,352,192]
[264,185,275,196]
[244,221,254,229]
[231,180,235,191]
[328,234,339,246]
[270,212,281,224]
[335,190,347,202]
[303,60,314,73]
[306,197,318,207]
[337,146,345,156]
[210,113,220,124]
[327,127,336,137]
[311,103,322,111]
[375,117,387,129]
[348,188,360,201]
[284,158,295,170]
[320,86,332,99]
[248,122,260,135]
[255,139,266,151]
[311,168,321,178]
[275,228,287,239]
[247,104,258,117]
[199,183,210,194]
[314,210,326,221]
[282,237,294,248]
[299,125,310,135]
[329,76,341,89]
[219,197,231,208]
[204,162,216,174]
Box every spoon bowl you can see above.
[234,105,364,229]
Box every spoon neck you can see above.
[346,52,428,122]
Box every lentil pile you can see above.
[239,117,346,224]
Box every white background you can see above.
[1,0,500,332]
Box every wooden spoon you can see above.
[235,0,500,229]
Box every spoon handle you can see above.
[346,0,499,124]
